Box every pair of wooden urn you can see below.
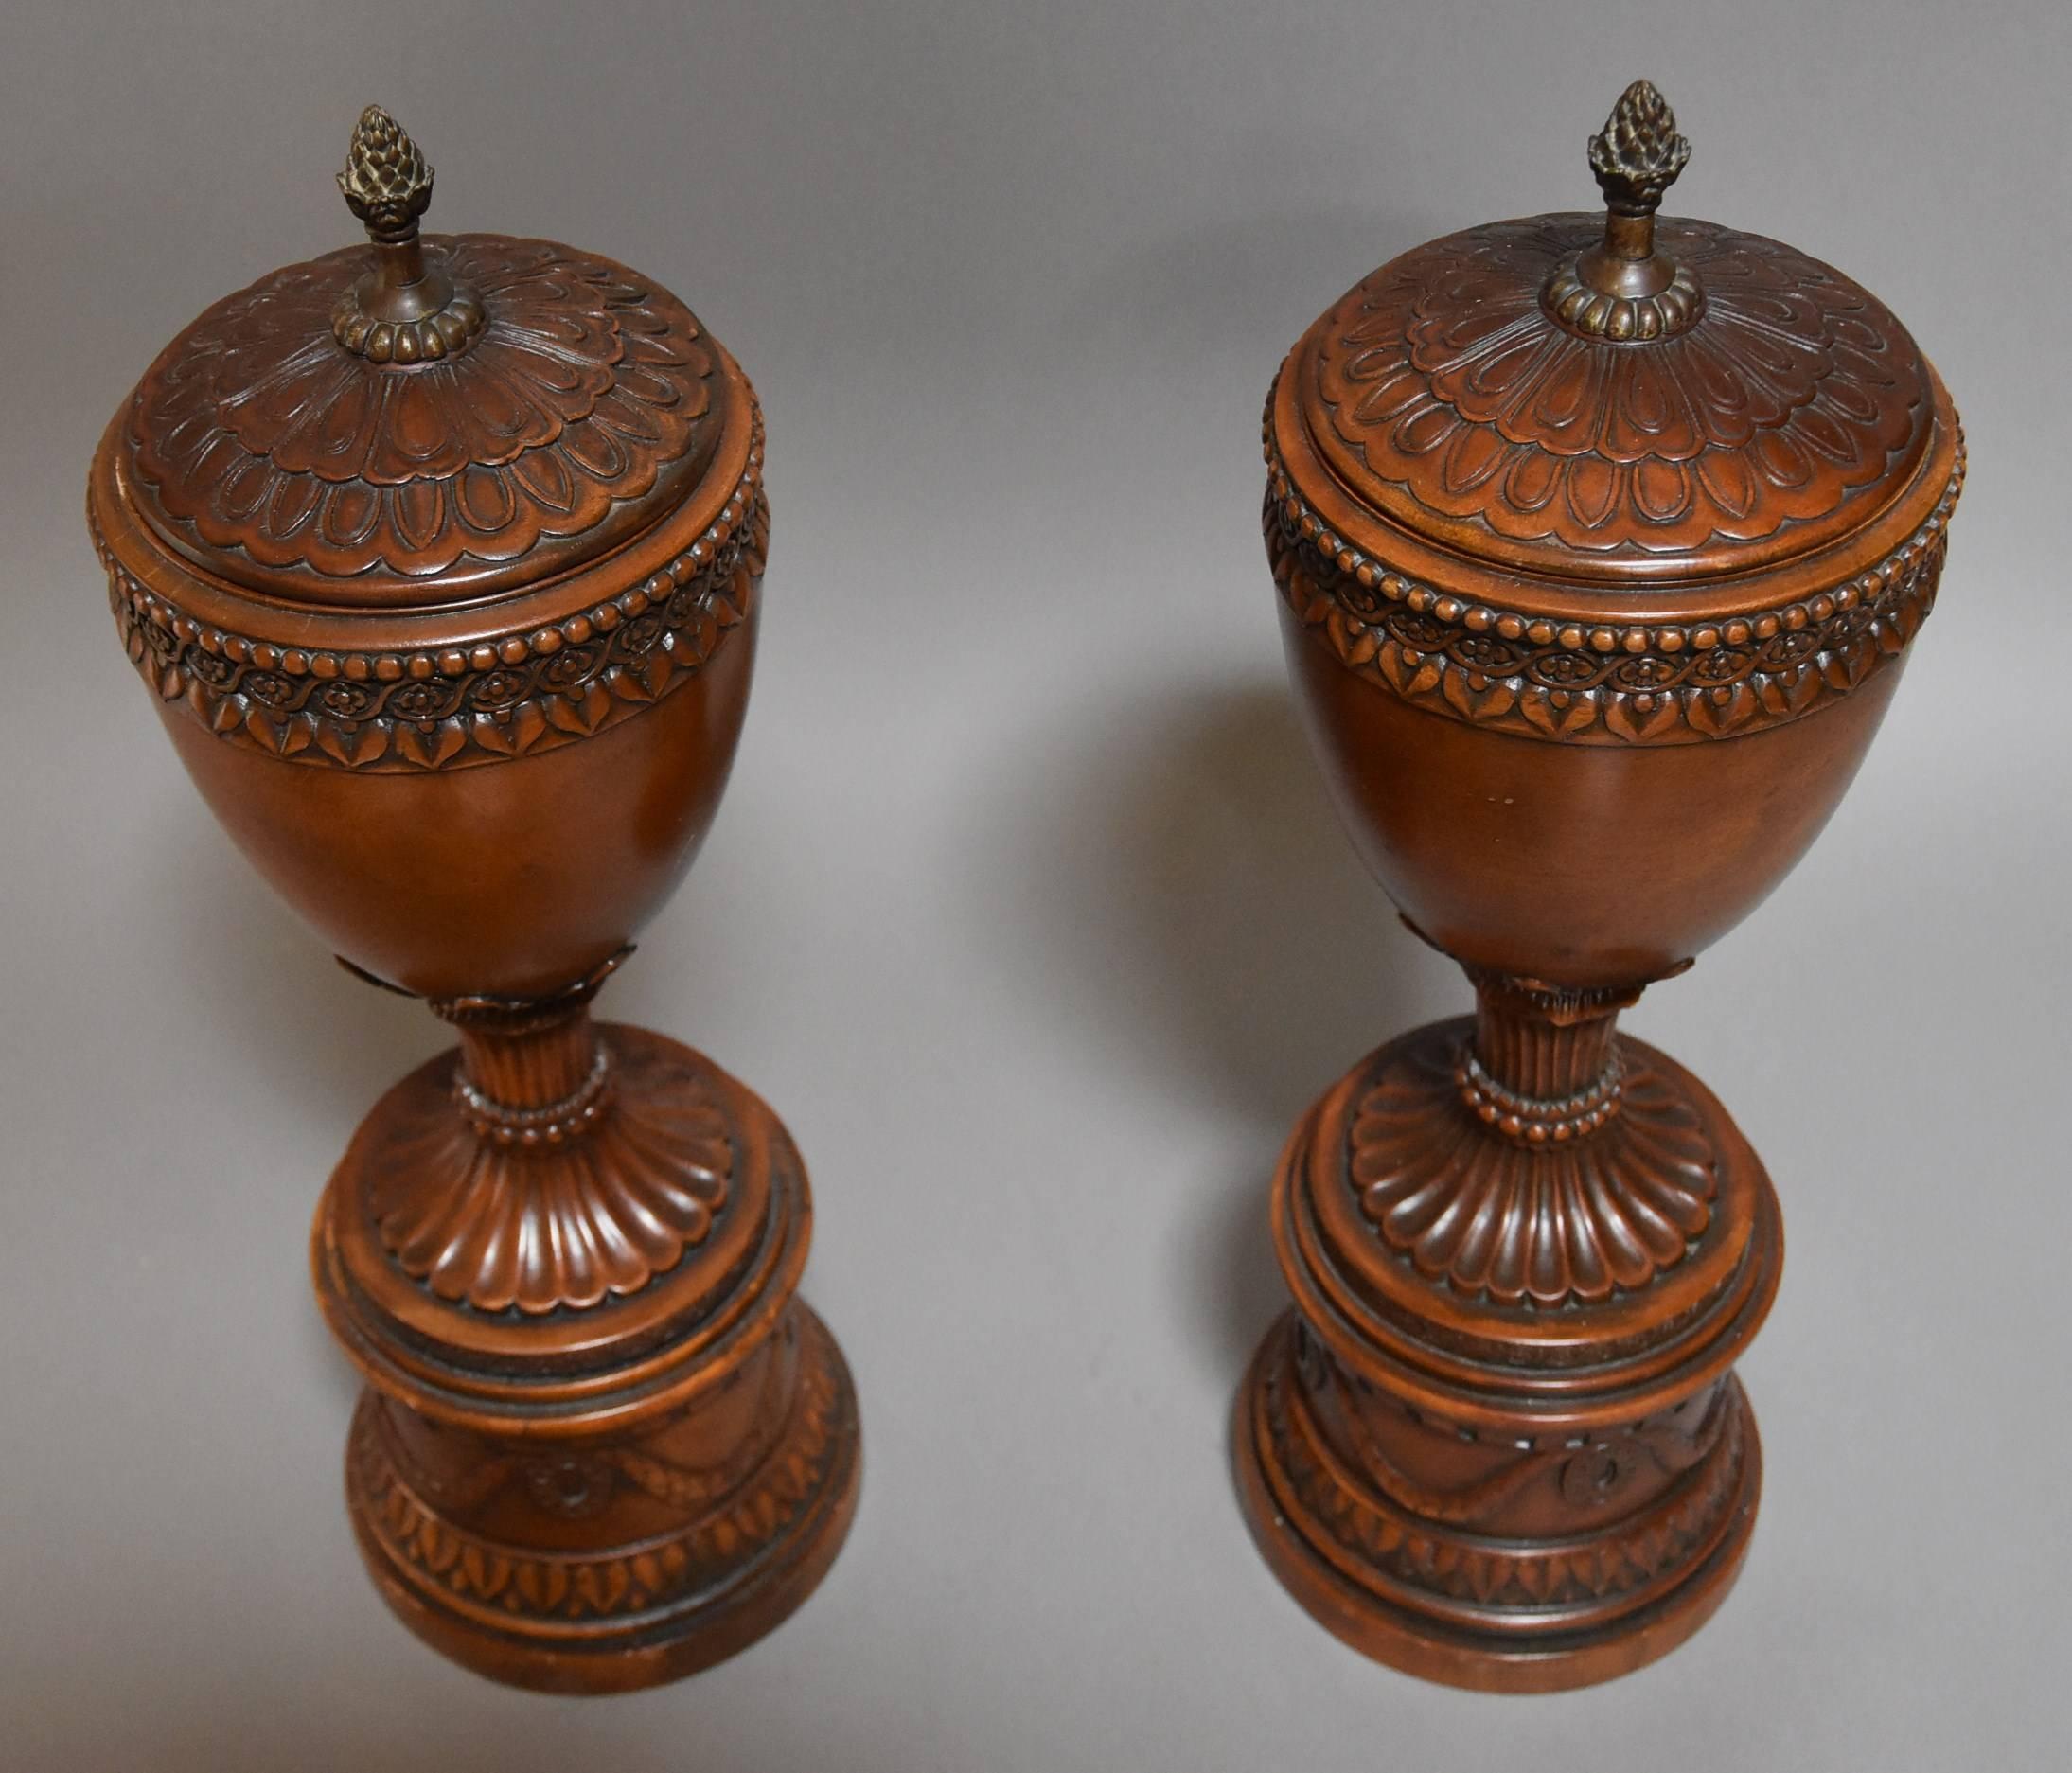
[91,83,1961,1694]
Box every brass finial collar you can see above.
[331,105,485,364]
[1545,80,1703,343]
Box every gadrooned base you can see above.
[345,1304,861,1695]
[1229,1018,1780,1693]
[313,1023,861,1694]
[1234,1313,1761,1693]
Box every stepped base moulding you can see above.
[314,1011,861,1693]
[1233,1008,1780,1692]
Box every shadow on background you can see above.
[166,808,443,1123]
[1001,676,1453,1383]
[27,1666,938,1773]
[160,808,439,1415]
[1058,199,1439,368]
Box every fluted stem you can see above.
[455,1008,602,1111]
[1468,975,1637,1105]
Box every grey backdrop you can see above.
[4,2,2068,1768]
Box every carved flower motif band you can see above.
[93,421,767,773]
[1266,415,1961,747]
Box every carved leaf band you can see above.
[94,422,767,773]
[1266,416,1962,747]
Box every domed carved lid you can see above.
[1277,81,1949,588]
[110,107,736,608]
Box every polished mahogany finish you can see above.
[88,107,859,1692]
[1234,81,1963,1690]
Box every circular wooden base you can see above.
[1230,1019,1780,1692]
[345,1306,860,1694]
[1234,1315,1761,1693]
[313,1023,860,1693]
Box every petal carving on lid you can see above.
[389,476,447,554]
[1604,348,1704,459]
[124,234,719,600]
[1305,216,1932,568]
[1633,457,1692,523]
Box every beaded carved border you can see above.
[93,418,766,773]
[1265,411,1963,747]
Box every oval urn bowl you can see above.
[87,107,859,1693]
[1232,81,1962,1691]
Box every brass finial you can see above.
[1542,79,1703,342]
[330,105,482,364]
[1587,80,1691,221]
[338,105,434,245]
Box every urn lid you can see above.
[1270,81,1961,607]
[97,106,755,612]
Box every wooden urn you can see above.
[1233,81,1963,1690]
[87,108,860,1693]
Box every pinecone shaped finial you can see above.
[1588,80,1691,217]
[338,105,434,245]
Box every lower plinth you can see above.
[1231,1016,1781,1693]
[1234,1317,1762,1693]
[345,1305,859,1693]
[312,1020,861,1693]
